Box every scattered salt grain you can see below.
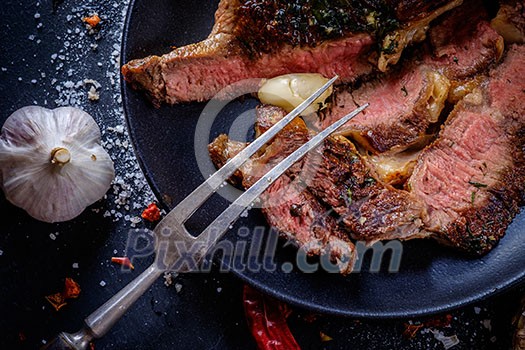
[175,283,183,293]
[88,86,100,101]
[163,272,173,287]
[49,233,57,241]
[474,307,481,314]
[72,263,79,269]
[99,280,107,287]
[34,13,40,19]
[217,287,222,293]
[0,249,3,256]
[431,330,459,349]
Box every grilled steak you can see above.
[209,106,357,273]
[293,135,427,242]
[209,105,429,263]
[122,0,462,106]
[315,0,503,154]
[408,45,525,255]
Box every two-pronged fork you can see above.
[42,76,368,350]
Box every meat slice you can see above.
[210,105,428,258]
[315,0,503,154]
[208,106,357,273]
[408,45,525,255]
[122,0,461,106]
[261,175,357,274]
[291,135,427,242]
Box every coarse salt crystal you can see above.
[99,280,106,287]
[72,263,79,269]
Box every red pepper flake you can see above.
[320,331,333,342]
[45,277,81,311]
[45,292,67,311]
[63,277,81,299]
[82,14,101,28]
[18,331,26,342]
[89,342,95,350]
[302,313,318,323]
[243,285,300,350]
[402,323,424,339]
[111,256,135,270]
[141,203,161,222]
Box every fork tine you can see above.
[169,76,339,223]
[196,103,369,248]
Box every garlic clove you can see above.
[257,73,334,116]
[0,106,115,223]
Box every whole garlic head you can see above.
[0,106,115,223]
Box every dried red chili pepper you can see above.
[111,256,135,270]
[82,14,101,28]
[141,203,161,222]
[243,285,301,350]
[45,292,67,311]
[45,277,81,311]
[63,277,81,299]
[402,323,424,339]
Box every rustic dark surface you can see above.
[0,1,523,349]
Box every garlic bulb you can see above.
[258,73,333,116]
[0,106,115,223]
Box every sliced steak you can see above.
[315,0,503,154]
[122,0,461,106]
[210,105,428,252]
[408,45,525,255]
[261,175,357,274]
[293,135,427,242]
[428,0,504,79]
[208,106,356,273]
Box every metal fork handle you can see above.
[42,264,163,350]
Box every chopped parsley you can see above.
[469,181,488,188]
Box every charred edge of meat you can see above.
[294,135,426,242]
[236,0,461,55]
[236,0,399,54]
[121,56,165,108]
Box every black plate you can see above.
[121,0,525,317]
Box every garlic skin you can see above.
[258,73,333,116]
[0,106,115,223]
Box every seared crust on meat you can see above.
[316,0,503,154]
[122,0,462,106]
